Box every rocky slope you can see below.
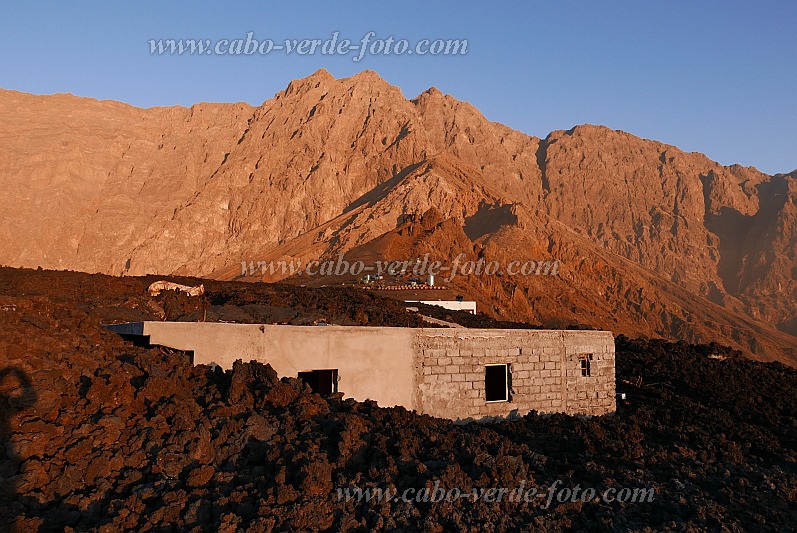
[1,268,795,531]
[0,70,794,362]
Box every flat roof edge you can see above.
[102,321,613,336]
[102,322,146,335]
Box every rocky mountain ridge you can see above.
[0,69,794,363]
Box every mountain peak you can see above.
[412,86,445,104]
[307,67,334,82]
[342,69,397,91]
[281,68,335,98]
[348,69,385,82]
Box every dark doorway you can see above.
[298,369,338,397]
[485,364,510,402]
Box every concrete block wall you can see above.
[413,330,615,421]
[562,332,616,414]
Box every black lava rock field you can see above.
[0,268,795,531]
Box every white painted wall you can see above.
[406,300,477,314]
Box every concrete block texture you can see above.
[415,329,615,420]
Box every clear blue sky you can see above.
[1,1,795,174]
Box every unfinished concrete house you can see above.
[106,322,616,421]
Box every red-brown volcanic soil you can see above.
[0,267,795,531]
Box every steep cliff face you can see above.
[0,70,794,362]
[0,88,253,273]
[122,70,545,277]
